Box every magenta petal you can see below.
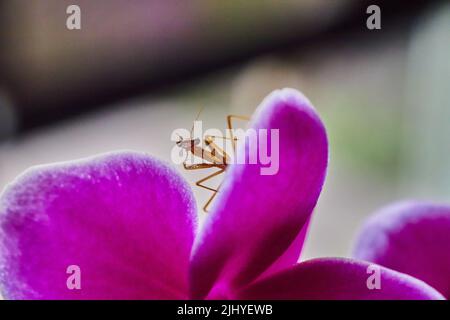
[190,89,328,299]
[353,201,450,298]
[237,258,444,300]
[0,152,196,299]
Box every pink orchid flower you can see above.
[0,89,443,300]
[354,201,450,299]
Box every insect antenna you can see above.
[190,106,204,137]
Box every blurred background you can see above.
[0,0,449,259]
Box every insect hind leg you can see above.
[227,114,250,150]
[195,168,225,212]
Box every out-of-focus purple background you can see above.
[0,0,449,259]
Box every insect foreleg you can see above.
[204,135,233,165]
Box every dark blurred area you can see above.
[0,0,443,135]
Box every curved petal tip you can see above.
[190,88,328,299]
[353,201,450,299]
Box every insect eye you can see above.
[175,134,184,144]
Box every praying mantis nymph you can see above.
[176,111,249,213]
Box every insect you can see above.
[176,110,249,212]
